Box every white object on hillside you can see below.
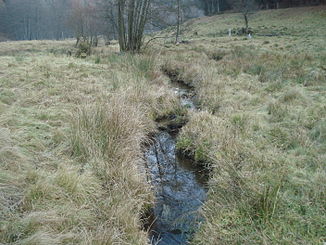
[248,33,252,39]
[228,28,232,37]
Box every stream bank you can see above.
[145,73,208,245]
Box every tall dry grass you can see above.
[0,41,182,244]
[1,6,325,245]
[155,10,326,242]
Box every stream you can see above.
[145,80,208,245]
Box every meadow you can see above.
[1,6,325,245]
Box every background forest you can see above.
[0,0,324,41]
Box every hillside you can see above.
[1,6,325,245]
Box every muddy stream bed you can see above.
[145,80,208,245]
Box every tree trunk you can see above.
[244,12,249,33]
[116,0,151,52]
[117,0,126,51]
[176,0,181,43]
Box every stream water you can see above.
[145,82,207,245]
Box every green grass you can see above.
[1,5,326,245]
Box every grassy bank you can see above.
[0,41,182,244]
[155,6,326,245]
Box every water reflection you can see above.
[145,132,207,245]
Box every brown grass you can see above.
[152,6,326,244]
[1,5,325,245]
[0,41,181,244]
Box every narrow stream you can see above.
[145,81,207,245]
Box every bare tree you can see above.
[175,0,181,43]
[97,0,119,41]
[200,0,225,15]
[1,0,73,40]
[230,0,258,33]
[116,0,151,52]
[69,0,99,47]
